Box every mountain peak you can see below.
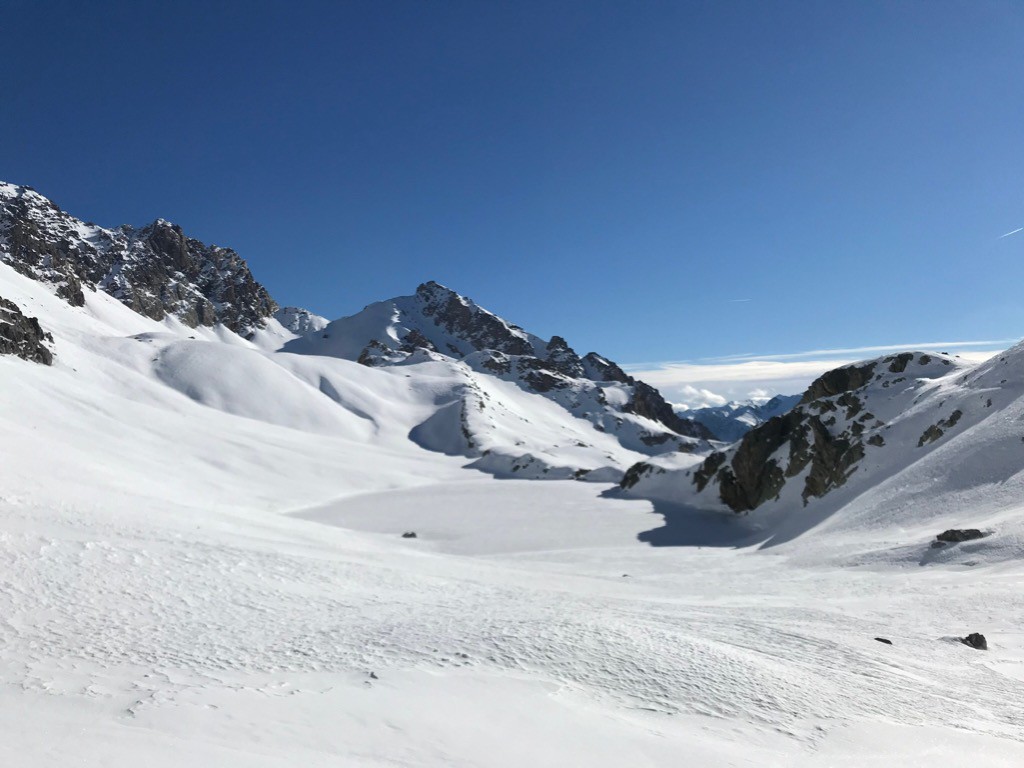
[285,281,712,445]
[0,182,277,337]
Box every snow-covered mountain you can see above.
[281,280,714,476]
[0,181,710,483]
[680,394,801,443]
[274,305,329,334]
[0,182,276,336]
[4,180,1024,765]
[620,348,1024,550]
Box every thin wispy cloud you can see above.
[623,339,1017,370]
[999,226,1023,239]
[728,298,752,303]
[704,339,1018,364]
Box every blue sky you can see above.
[4,0,1023,378]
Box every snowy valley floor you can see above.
[1,261,1022,765]
[3,477,1024,766]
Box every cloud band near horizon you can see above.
[623,339,1015,408]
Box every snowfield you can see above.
[3,261,1024,766]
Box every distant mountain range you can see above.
[679,395,801,443]
[6,178,1021,548]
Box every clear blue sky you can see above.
[4,0,1023,363]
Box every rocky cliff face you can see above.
[621,351,974,512]
[0,182,276,337]
[0,295,53,364]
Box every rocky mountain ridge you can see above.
[620,350,1000,517]
[0,182,277,336]
[284,281,713,455]
[0,180,712,481]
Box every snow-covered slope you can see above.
[3,203,1024,766]
[3,259,1024,766]
[274,305,328,334]
[281,280,713,476]
[621,348,1024,553]
[681,393,801,443]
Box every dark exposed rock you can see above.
[639,431,674,447]
[712,412,802,512]
[693,451,726,492]
[800,361,877,403]
[936,529,986,543]
[961,633,987,650]
[625,381,713,440]
[399,328,437,354]
[401,531,418,539]
[515,356,569,393]
[799,418,863,504]
[543,335,585,377]
[620,462,658,490]
[918,424,944,447]
[887,353,914,373]
[357,339,391,366]
[479,352,511,375]
[874,637,893,645]
[0,295,53,364]
[918,410,963,447]
[581,352,632,384]
[692,373,872,513]
[0,185,277,336]
[417,281,534,356]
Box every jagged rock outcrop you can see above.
[620,350,974,513]
[417,280,535,357]
[695,356,947,512]
[0,295,53,364]
[0,182,277,337]
[625,381,710,439]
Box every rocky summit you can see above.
[0,182,276,337]
[285,280,713,454]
